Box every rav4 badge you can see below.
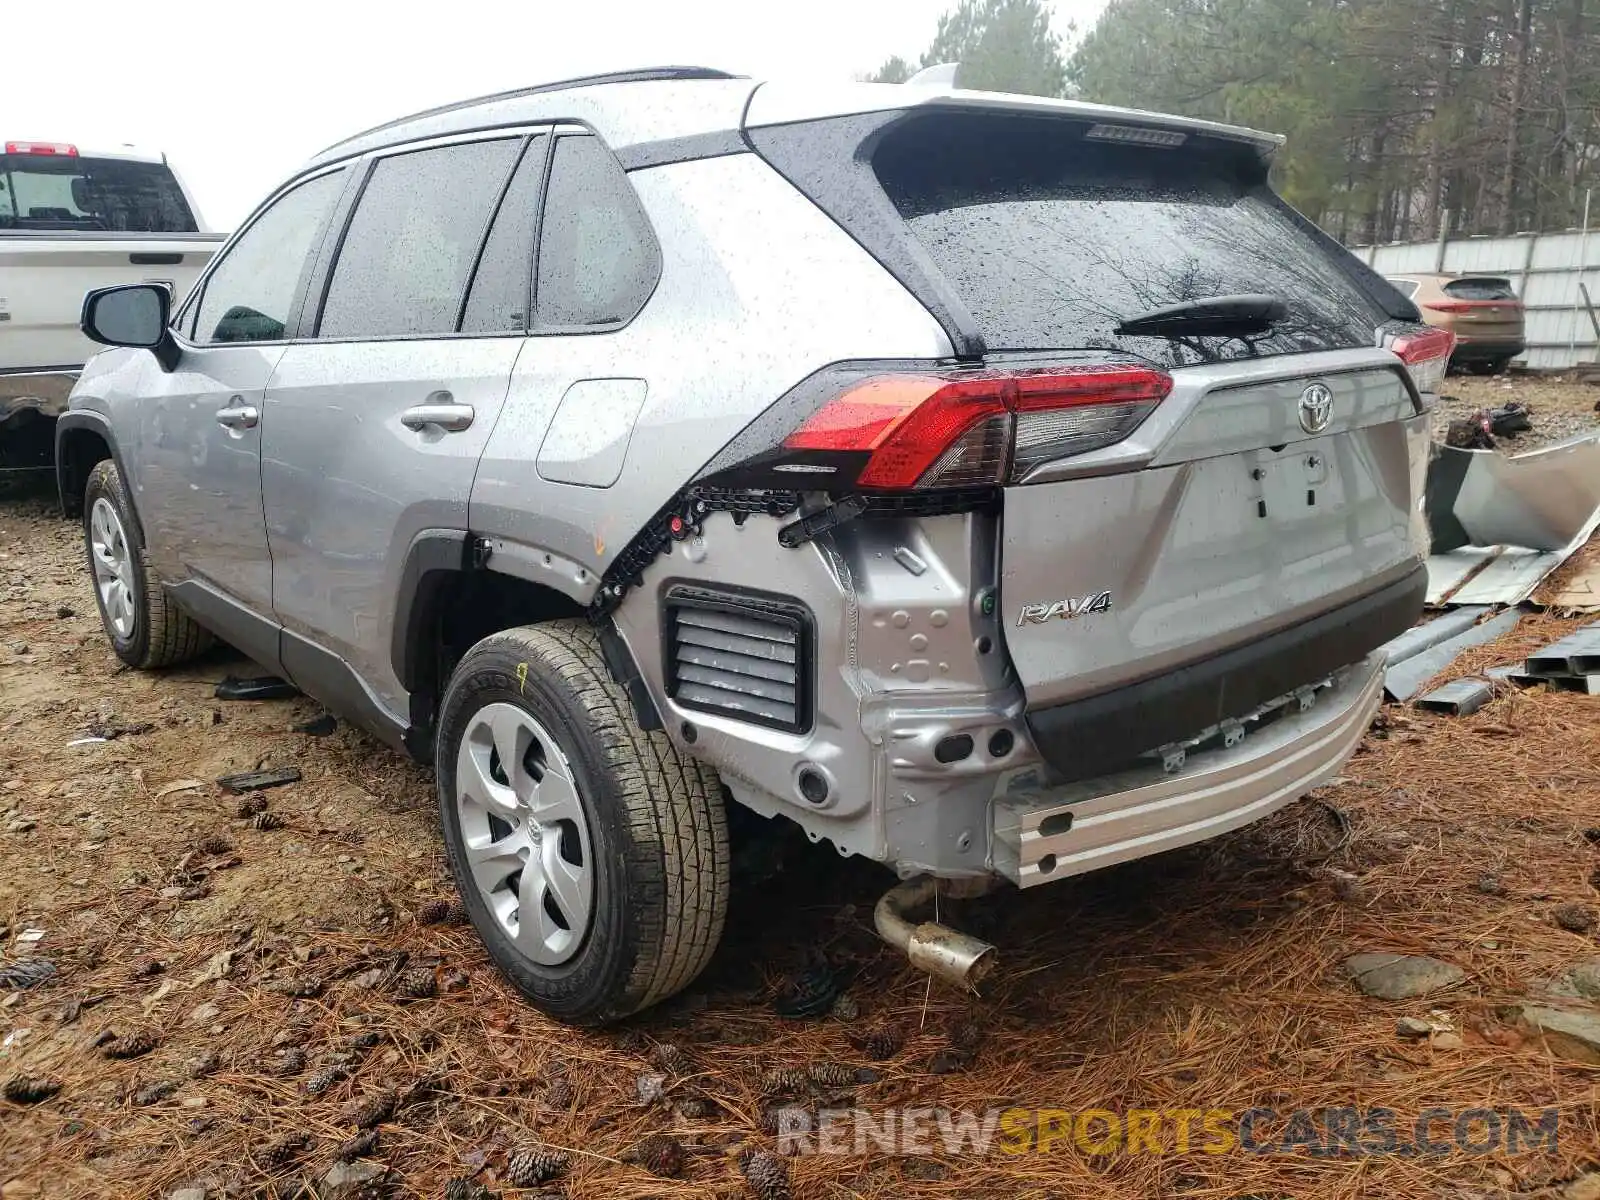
[1015,590,1114,627]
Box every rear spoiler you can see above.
[744,81,1285,160]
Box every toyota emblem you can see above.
[1299,382,1334,435]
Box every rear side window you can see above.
[1388,279,1420,300]
[193,170,346,344]
[871,115,1390,367]
[461,135,549,334]
[0,154,197,232]
[534,136,659,330]
[319,138,520,339]
[1444,277,1517,301]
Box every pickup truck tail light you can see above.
[1424,300,1521,314]
[4,141,78,157]
[1388,327,1455,396]
[706,362,1172,493]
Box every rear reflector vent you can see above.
[664,586,813,733]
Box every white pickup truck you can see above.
[1,141,225,468]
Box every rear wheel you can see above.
[82,459,213,669]
[436,621,729,1025]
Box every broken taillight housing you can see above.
[762,363,1172,491]
[1388,326,1454,396]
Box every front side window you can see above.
[0,154,196,232]
[192,170,346,344]
[318,139,520,339]
[534,136,660,330]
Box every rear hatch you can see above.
[747,98,1434,770]
[1428,276,1524,343]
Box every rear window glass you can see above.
[1444,278,1516,301]
[873,116,1388,367]
[0,155,197,232]
[1388,278,1420,299]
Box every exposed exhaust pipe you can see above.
[874,875,998,990]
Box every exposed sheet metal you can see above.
[1525,618,1600,675]
[1424,431,1600,607]
[1383,606,1490,665]
[1383,608,1522,702]
[1449,432,1600,552]
[1415,677,1496,716]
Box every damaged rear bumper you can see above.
[993,650,1385,886]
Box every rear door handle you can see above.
[215,403,259,430]
[401,402,475,433]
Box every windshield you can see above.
[0,155,197,232]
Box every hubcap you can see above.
[88,498,136,640]
[455,702,595,965]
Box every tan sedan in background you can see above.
[1387,273,1526,375]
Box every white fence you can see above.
[1351,228,1600,369]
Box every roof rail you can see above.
[322,67,744,154]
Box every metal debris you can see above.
[1383,609,1522,702]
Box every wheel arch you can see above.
[393,531,662,754]
[55,413,128,528]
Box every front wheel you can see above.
[436,621,730,1025]
[82,459,212,669]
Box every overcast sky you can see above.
[9,0,1106,231]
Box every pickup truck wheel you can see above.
[82,460,213,669]
[436,621,729,1025]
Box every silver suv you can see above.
[58,68,1446,1025]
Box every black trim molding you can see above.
[1026,564,1426,783]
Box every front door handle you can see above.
[215,403,259,430]
[400,403,475,433]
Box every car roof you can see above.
[303,66,1284,173]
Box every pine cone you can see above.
[395,967,437,999]
[342,1030,383,1053]
[674,1094,714,1120]
[0,959,57,989]
[614,1028,649,1053]
[739,1147,792,1200]
[759,1102,807,1135]
[543,1077,575,1108]
[806,1061,856,1089]
[443,1179,494,1200]
[279,974,326,999]
[236,795,268,818]
[337,1127,380,1161]
[445,902,471,926]
[848,1026,903,1061]
[3,1075,62,1104]
[251,811,283,831]
[186,1051,221,1079]
[947,1015,985,1054]
[417,898,451,926]
[257,1132,311,1171]
[134,1080,178,1105]
[505,1145,571,1186]
[273,1047,308,1076]
[628,1132,683,1178]
[304,1064,349,1095]
[132,957,165,979]
[197,833,233,855]
[830,993,860,1021]
[348,1088,399,1129]
[760,1066,809,1097]
[648,1042,687,1074]
[103,1030,158,1059]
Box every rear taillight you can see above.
[1425,300,1518,313]
[780,364,1171,491]
[4,141,77,156]
[1389,326,1455,395]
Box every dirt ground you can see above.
[3,470,1600,1200]
[1435,372,1600,451]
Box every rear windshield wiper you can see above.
[1115,294,1288,339]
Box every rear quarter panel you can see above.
[468,152,952,595]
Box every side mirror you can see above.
[81,284,180,371]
